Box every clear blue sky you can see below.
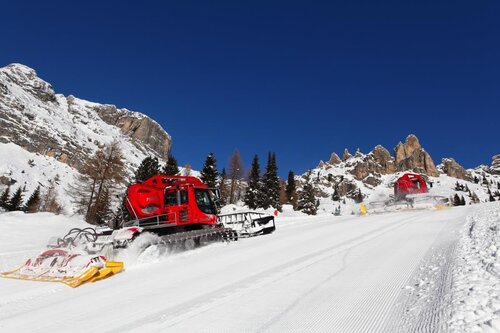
[1,1,498,177]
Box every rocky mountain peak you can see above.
[328,152,341,165]
[371,145,396,174]
[394,134,439,177]
[491,155,500,175]
[0,63,172,173]
[394,134,421,161]
[342,148,352,161]
[1,63,57,103]
[440,158,471,181]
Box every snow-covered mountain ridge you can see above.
[0,63,175,213]
[0,63,171,171]
[299,134,499,214]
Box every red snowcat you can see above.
[121,175,275,240]
[393,173,428,199]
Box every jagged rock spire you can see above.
[393,134,439,177]
[328,152,341,165]
[342,148,352,161]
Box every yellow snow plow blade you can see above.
[1,261,124,288]
[89,261,124,283]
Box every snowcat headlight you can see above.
[141,205,159,214]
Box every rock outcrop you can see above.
[342,148,352,161]
[0,63,172,171]
[394,134,439,177]
[328,153,341,165]
[93,103,170,157]
[440,158,471,181]
[372,145,396,174]
[491,155,500,174]
[348,145,395,185]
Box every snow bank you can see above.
[450,202,500,332]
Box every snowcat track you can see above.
[153,227,238,250]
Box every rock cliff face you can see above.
[342,149,352,161]
[91,102,170,157]
[0,63,172,172]
[394,135,439,177]
[371,145,397,174]
[328,153,341,165]
[440,158,471,180]
[491,155,500,175]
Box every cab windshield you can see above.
[194,189,217,215]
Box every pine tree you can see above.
[279,181,288,207]
[473,176,479,184]
[285,171,295,202]
[297,171,317,215]
[7,187,23,211]
[261,152,281,211]
[162,154,180,175]
[24,186,41,213]
[489,189,496,202]
[200,153,219,188]
[0,186,10,210]
[134,156,160,183]
[285,171,298,209]
[244,155,261,209]
[460,195,466,206]
[453,193,461,206]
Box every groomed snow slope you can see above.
[0,205,495,332]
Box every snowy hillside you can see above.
[1,203,499,332]
[299,157,500,215]
[0,143,78,214]
[0,64,172,170]
[0,142,196,215]
[0,63,177,212]
[0,63,173,190]
[300,135,500,216]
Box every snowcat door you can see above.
[164,188,190,224]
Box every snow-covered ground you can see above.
[450,202,500,332]
[0,143,79,214]
[0,204,499,332]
